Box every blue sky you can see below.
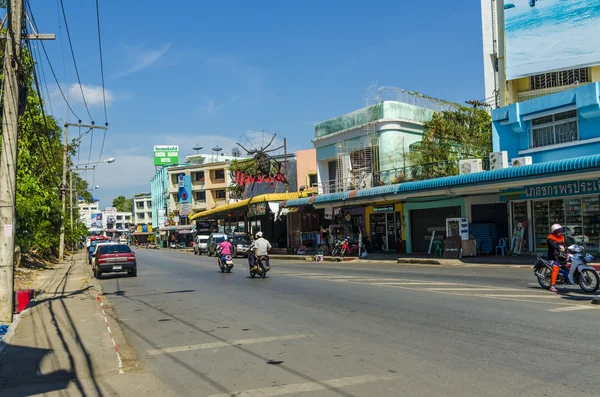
[30,0,485,207]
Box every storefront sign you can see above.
[154,145,179,166]
[234,170,287,187]
[373,205,394,213]
[324,207,333,220]
[524,179,600,199]
[180,203,192,216]
[344,212,352,222]
[248,202,267,217]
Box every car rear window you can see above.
[99,245,132,254]
[214,237,225,244]
[231,236,250,244]
[199,238,208,243]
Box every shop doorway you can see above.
[370,211,402,251]
[471,203,509,239]
[410,206,461,253]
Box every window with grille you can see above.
[308,173,318,188]
[195,191,206,201]
[531,110,578,148]
[215,170,225,180]
[530,68,590,90]
[195,171,205,181]
[215,189,226,199]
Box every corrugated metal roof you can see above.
[283,155,600,207]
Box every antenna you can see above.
[193,145,203,154]
[212,145,222,162]
[364,81,380,106]
[231,148,241,158]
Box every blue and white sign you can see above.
[505,0,600,80]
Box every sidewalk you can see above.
[0,251,173,396]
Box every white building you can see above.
[133,193,153,227]
[78,200,100,229]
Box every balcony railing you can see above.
[314,159,491,194]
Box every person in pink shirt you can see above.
[217,237,233,266]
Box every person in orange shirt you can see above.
[547,224,567,293]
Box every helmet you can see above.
[255,231,263,238]
[222,236,228,241]
[550,224,564,234]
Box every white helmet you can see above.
[255,231,263,238]
[550,224,564,234]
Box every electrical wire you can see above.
[33,43,55,117]
[25,1,81,122]
[58,0,94,123]
[95,0,109,162]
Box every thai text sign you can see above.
[373,205,394,213]
[525,179,600,199]
[154,145,179,166]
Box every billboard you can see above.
[154,145,179,166]
[505,0,600,80]
[90,213,103,228]
[178,174,192,204]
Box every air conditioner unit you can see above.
[489,151,508,170]
[511,156,533,167]
[459,159,483,175]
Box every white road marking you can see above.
[147,334,309,356]
[367,282,448,286]
[422,287,518,291]
[482,294,558,299]
[206,374,399,397]
[548,305,600,312]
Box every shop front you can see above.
[329,206,365,246]
[504,179,600,254]
[404,198,465,254]
[365,203,404,252]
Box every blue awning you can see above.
[284,154,600,207]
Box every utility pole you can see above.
[59,123,107,261]
[0,0,55,323]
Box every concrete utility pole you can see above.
[59,123,108,261]
[0,0,55,323]
[0,0,24,324]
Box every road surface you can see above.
[97,248,600,397]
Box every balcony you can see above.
[517,83,591,102]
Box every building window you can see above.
[215,169,225,180]
[147,201,152,208]
[531,110,578,148]
[195,171,205,181]
[215,189,226,199]
[117,216,123,220]
[138,213,145,219]
[530,68,590,91]
[195,191,206,201]
[136,202,144,209]
[307,173,318,188]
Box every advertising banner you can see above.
[178,174,192,204]
[90,213,103,228]
[154,145,179,166]
[505,0,600,80]
[104,207,117,229]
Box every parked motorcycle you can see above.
[533,245,599,293]
[217,247,234,273]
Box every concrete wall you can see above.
[295,149,316,188]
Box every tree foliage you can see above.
[0,44,90,256]
[112,195,133,212]
[407,106,492,179]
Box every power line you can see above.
[25,2,81,122]
[95,0,107,124]
[32,43,54,117]
[58,0,94,122]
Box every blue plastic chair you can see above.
[495,237,508,256]
[433,240,444,258]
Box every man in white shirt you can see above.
[248,231,271,271]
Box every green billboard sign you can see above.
[153,145,179,166]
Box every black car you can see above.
[230,235,252,257]
[206,233,228,256]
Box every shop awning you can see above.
[283,154,600,208]
[189,192,312,221]
[131,232,153,236]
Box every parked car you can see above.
[93,244,137,278]
[194,235,210,255]
[230,234,252,257]
[90,242,118,266]
[119,237,127,244]
[206,233,228,256]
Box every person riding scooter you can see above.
[547,223,567,293]
[217,237,233,268]
[248,231,271,272]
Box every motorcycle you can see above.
[533,244,600,293]
[331,238,358,257]
[249,253,269,279]
[217,247,234,273]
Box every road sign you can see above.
[154,145,179,166]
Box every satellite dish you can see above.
[212,146,222,152]
[231,148,241,157]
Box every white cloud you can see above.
[199,98,224,114]
[51,84,114,108]
[116,42,172,78]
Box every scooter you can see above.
[248,253,269,279]
[217,246,234,273]
[533,244,600,293]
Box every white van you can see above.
[194,235,210,255]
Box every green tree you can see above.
[407,106,492,179]
[112,195,133,212]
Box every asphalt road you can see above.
[98,248,600,397]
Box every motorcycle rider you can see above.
[547,223,567,293]
[248,231,271,272]
[217,236,233,267]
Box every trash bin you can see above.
[15,289,34,313]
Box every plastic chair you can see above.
[433,240,444,258]
[495,237,508,256]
